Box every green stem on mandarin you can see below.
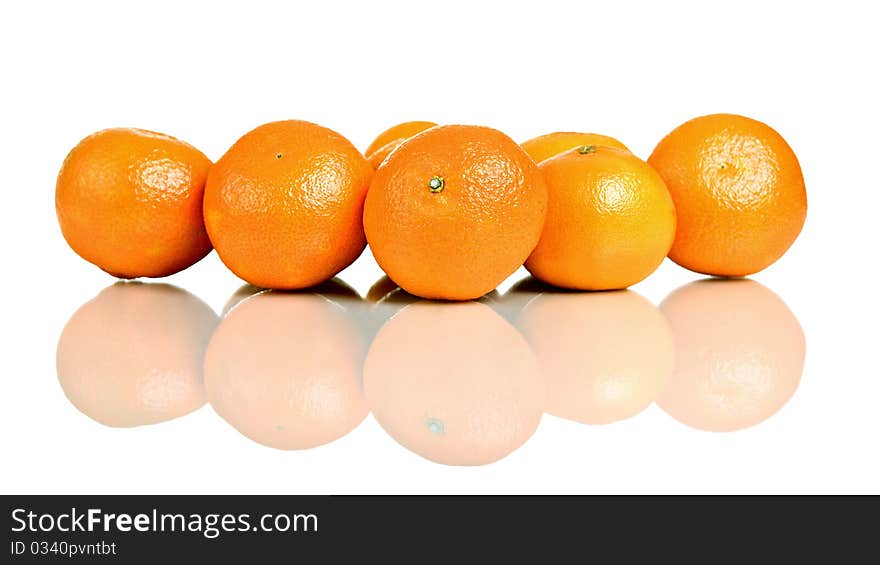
[428,176,444,193]
[578,145,597,154]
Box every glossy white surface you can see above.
[1,1,877,494]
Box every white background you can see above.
[1,1,877,494]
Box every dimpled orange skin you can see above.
[648,114,807,277]
[365,121,438,169]
[363,125,548,301]
[364,120,438,157]
[525,146,676,290]
[55,128,213,278]
[521,131,629,163]
[204,120,373,289]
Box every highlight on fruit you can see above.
[55,114,806,300]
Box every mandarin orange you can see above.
[363,125,548,300]
[56,128,212,278]
[521,131,628,163]
[365,120,437,169]
[204,120,373,289]
[525,145,676,290]
[648,113,807,276]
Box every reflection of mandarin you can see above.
[204,291,368,450]
[220,284,263,317]
[491,276,546,325]
[220,278,360,317]
[364,284,420,351]
[363,302,544,466]
[366,275,399,304]
[56,283,218,427]
[517,290,673,424]
[657,279,805,432]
